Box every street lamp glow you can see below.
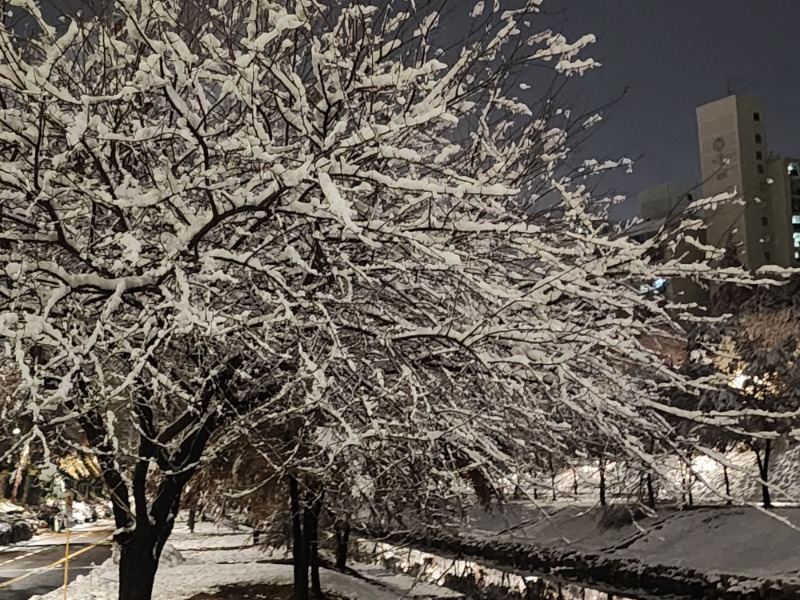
[12,427,20,435]
[730,373,748,390]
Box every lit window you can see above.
[792,216,800,225]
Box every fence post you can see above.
[63,528,71,600]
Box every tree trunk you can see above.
[289,475,309,600]
[598,459,606,507]
[116,482,180,600]
[118,537,160,600]
[723,464,732,505]
[335,521,350,571]
[573,471,579,496]
[646,473,655,509]
[11,441,30,503]
[187,507,196,533]
[513,484,523,500]
[548,456,557,501]
[0,471,9,499]
[305,487,323,597]
[756,440,772,509]
[10,467,24,503]
[21,470,33,504]
[683,454,694,507]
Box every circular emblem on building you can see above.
[713,137,726,151]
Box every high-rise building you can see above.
[696,95,794,269]
[767,156,800,262]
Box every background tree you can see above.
[726,280,800,507]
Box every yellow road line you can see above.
[0,534,113,589]
[0,546,49,567]
[0,530,103,567]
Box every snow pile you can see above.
[71,502,98,524]
[159,544,184,567]
[0,500,23,514]
[0,513,36,546]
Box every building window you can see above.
[754,112,761,122]
[761,216,769,226]
[765,251,771,261]
[757,164,765,174]
[756,151,763,160]
[756,134,763,144]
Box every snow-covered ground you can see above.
[18,503,800,599]
[30,520,461,600]
[469,503,800,584]
[350,503,800,599]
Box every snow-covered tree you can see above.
[710,279,800,507]
[0,1,765,599]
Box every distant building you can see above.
[626,182,694,244]
[767,156,800,262]
[696,95,795,269]
[622,182,706,305]
[624,94,798,309]
[639,182,694,222]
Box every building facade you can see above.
[696,95,794,269]
[768,156,800,262]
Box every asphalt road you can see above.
[0,525,112,600]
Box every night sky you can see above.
[555,0,800,202]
